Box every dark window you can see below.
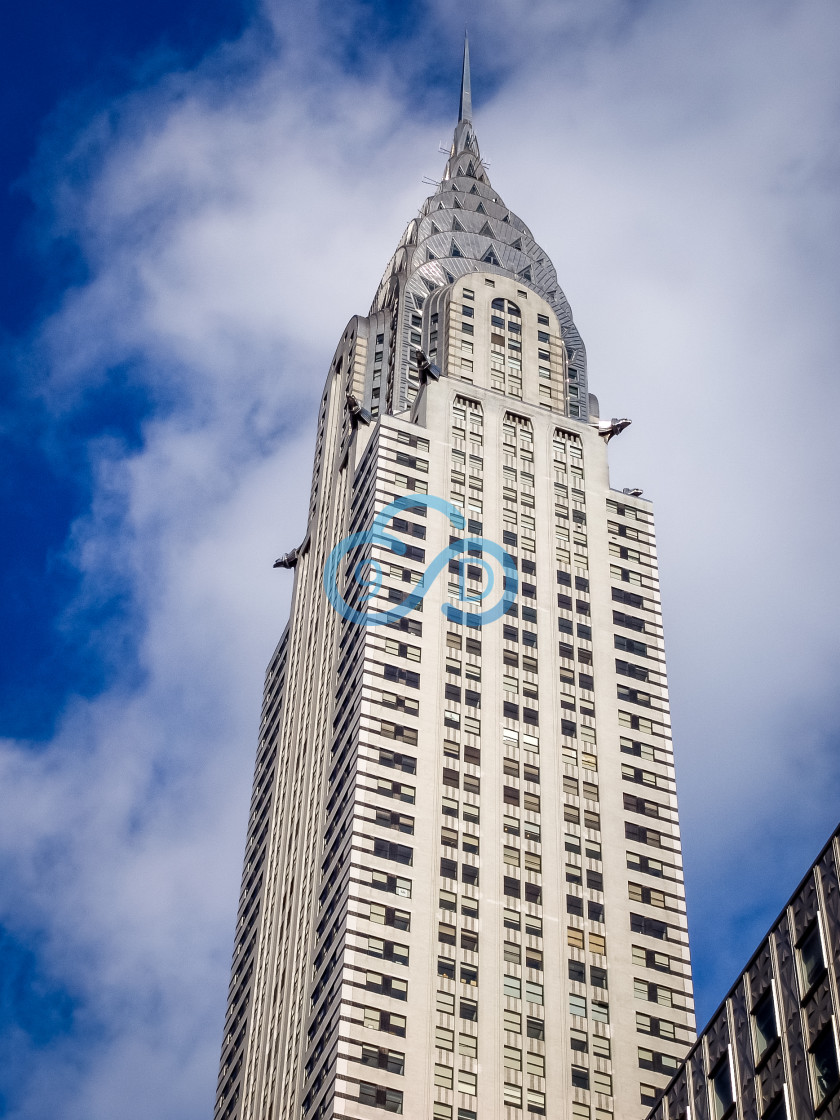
[577,623,592,640]
[557,570,571,586]
[383,665,420,688]
[616,634,648,655]
[440,858,458,879]
[504,876,521,898]
[618,685,651,707]
[571,1066,589,1090]
[374,839,413,865]
[378,749,416,774]
[710,1056,734,1119]
[578,673,594,691]
[391,518,426,540]
[799,924,826,991]
[616,659,649,682]
[375,809,413,833]
[762,1096,787,1120]
[812,1027,840,1105]
[624,793,661,818]
[613,609,645,632]
[358,1082,404,1112]
[612,587,644,608]
[630,913,668,940]
[525,947,542,970]
[566,895,584,917]
[568,960,586,983]
[504,702,520,720]
[557,593,572,609]
[752,989,778,1061]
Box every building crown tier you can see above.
[370,35,589,419]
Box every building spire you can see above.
[458,32,472,123]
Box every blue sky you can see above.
[1,0,839,1115]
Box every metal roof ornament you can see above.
[458,33,472,124]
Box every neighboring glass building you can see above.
[646,824,840,1120]
[214,41,695,1120]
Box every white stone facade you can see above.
[214,54,695,1120]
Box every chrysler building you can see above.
[214,39,695,1120]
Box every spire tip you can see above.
[458,32,472,123]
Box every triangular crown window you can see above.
[475,201,487,214]
[511,237,522,251]
[452,216,466,232]
[470,184,479,195]
[482,247,500,266]
[430,222,440,235]
[467,161,475,177]
[445,270,456,284]
[423,277,438,292]
[478,221,494,237]
[518,265,532,281]
[413,294,425,309]
[450,241,464,258]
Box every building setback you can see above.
[646,824,840,1120]
[214,41,696,1120]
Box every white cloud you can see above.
[2,0,839,1112]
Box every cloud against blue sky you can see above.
[0,0,839,1115]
